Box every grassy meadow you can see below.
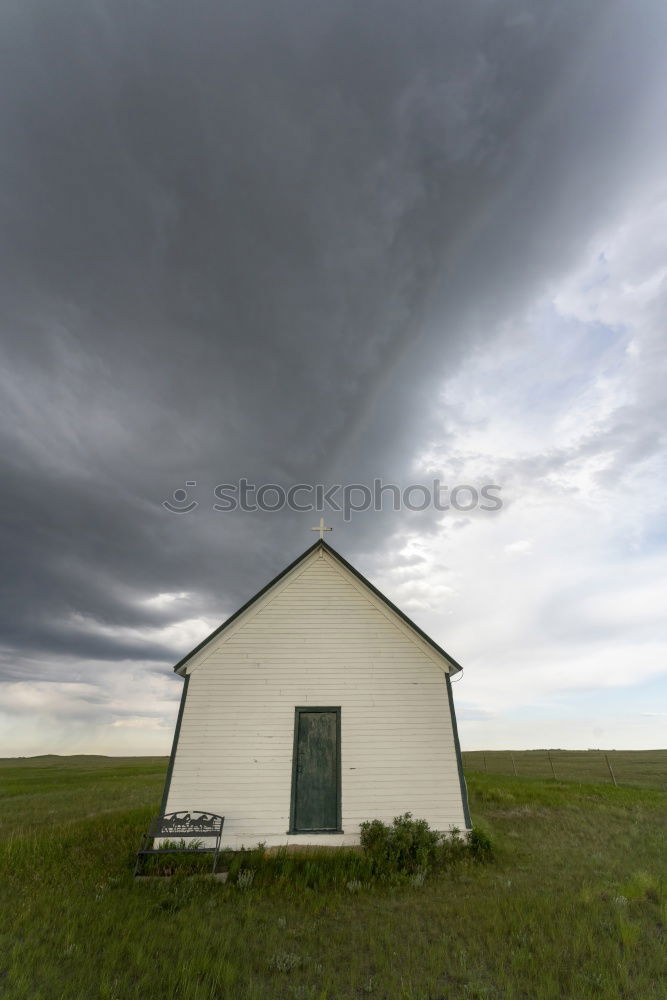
[462,749,667,789]
[1,753,666,1000]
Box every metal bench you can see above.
[134,811,224,876]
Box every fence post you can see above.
[605,753,618,787]
[548,751,556,779]
[483,753,487,771]
[511,752,518,777]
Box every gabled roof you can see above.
[173,538,463,675]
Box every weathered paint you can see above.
[164,547,470,847]
[290,708,341,833]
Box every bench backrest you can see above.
[148,811,224,839]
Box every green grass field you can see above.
[1,753,666,1000]
[462,750,667,789]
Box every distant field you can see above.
[1,755,666,999]
[0,755,167,836]
[462,749,667,789]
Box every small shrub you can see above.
[270,951,302,973]
[468,826,494,862]
[360,814,494,879]
[236,868,255,890]
[439,827,469,867]
[360,813,440,876]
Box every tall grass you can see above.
[462,748,667,788]
[1,758,666,999]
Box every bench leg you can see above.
[134,834,150,877]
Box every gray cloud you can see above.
[1,0,666,694]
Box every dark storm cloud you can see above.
[1,0,666,679]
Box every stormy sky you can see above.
[2,0,666,754]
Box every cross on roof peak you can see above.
[311,517,332,540]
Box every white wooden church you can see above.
[160,535,471,848]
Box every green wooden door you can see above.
[291,709,340,832]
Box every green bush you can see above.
[360,814,493,877]
[468,825,494,862]
[360,813,441,875]
[438,826,470,867]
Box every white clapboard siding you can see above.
[165,546,468,847]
